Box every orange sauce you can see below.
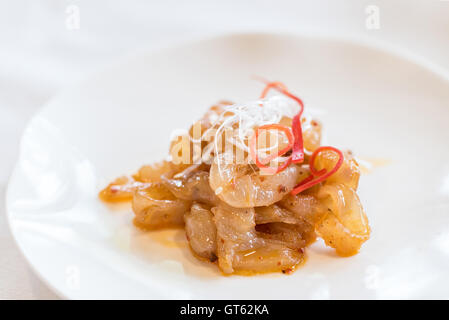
[133,219,186,248]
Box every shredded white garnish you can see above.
[205,95,299,155]
[204,96,303,177]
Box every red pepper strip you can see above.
[291,146,344,195]
[253,124,294,164]
[291,113,304,163]
[260,81,288,99]
[256,156,292,175]
[278,89,305,163]
[250,124,294,174]
[259,81,304,115]
[259,81,305,164]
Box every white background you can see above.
[0,0,448,299]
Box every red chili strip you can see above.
[260,81,288,99]
[250,124,294,174]
[259,81,305,164]
[291,146,344,195]
[291,113,304,163]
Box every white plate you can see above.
[7,33,449,299]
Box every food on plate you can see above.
[100,80,370,274]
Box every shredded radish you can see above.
[201,96,299,160]
[259,81,305,164]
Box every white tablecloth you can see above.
[1,0,448,299]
